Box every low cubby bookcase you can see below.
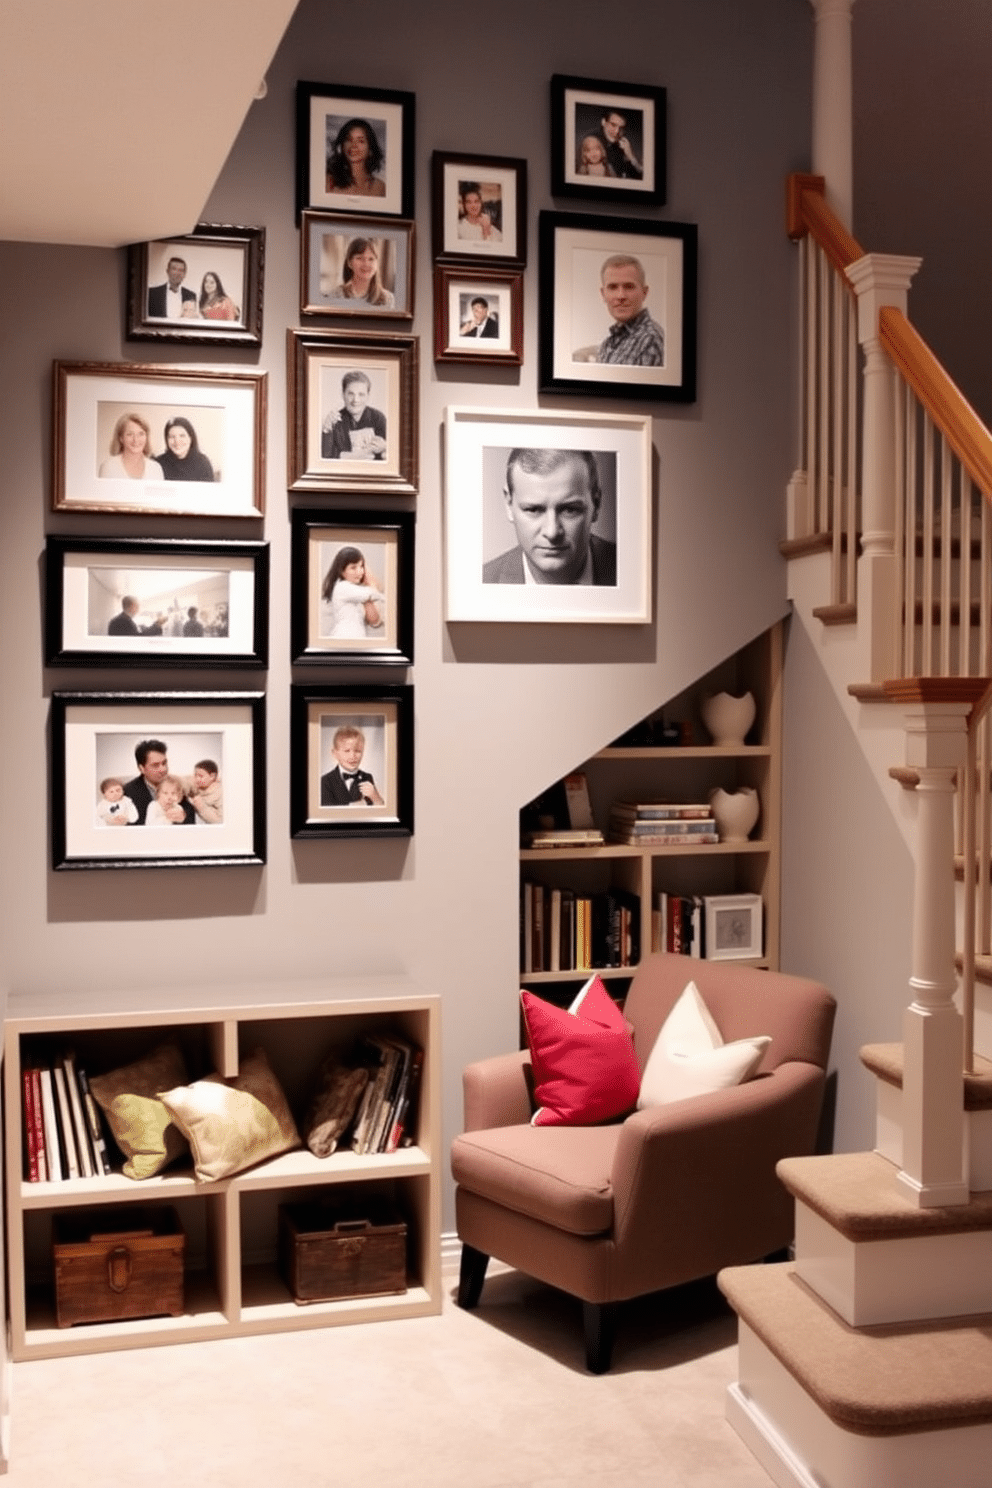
[3,977,440,1360]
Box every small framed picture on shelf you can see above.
[431,151,527,263]
[703,893,763,962]
[126,223,265,345]
[300,211,414,319]
[53,360,266,518]
[550,75,666,206]
[291,508,414,666]
[296,81,415,219]
[287,329,418,495]
[51,691,266,871]
[433,265,523,365]
[45,537,269,669]
[538,211,697,402]
[290,684,413,840]
[444,404,652,624]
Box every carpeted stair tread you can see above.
[778,1150,992,1239]
[860,1041,992,1109]
[719,1260,992,1435]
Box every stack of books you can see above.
[521,882,639,973]
[524,826,604,849]
[608,802,719,846]
[348,1034,423,1156]
[22,1050,112,1182]
[652,891,704,957]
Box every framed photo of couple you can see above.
[443,405,653,625]
[51,691,266,871]
[539,212,697,401]
[296,81,415,220]
[45,537,270,669]
[300,211,415,320]
[290,684,413,840]
[290,509,415,666]
[433,266,523,366]
[287,329,418,495]
[126,223,265,345]
[550,75,666,206]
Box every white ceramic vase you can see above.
[708,786,760,843]
[700,690,756,747]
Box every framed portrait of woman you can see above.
[296,82,415,220]
[127,223,264,345]
[431,152,527,265]
[290,508,414,666]
[300,212,415,320]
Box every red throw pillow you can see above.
[521,976,641,1127]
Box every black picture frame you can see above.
[538,211,697,402]
[291,509,414,666]
[433,266,523,366]
[290,683,413,840]
[287,328,418,495]
[45,537,269,669]
[126,224,265,345]
[51,691,266,870]
[550,74,666,206]
[296,81,415,221]
[300,211,415,320]
[431,151,527,265]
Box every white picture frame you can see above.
[703,893,763,961]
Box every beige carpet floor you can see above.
[5,1266,772,1486]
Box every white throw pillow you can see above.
[637,980,770,1107]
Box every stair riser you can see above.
[794,1204,992,1326]
[729,1325,992,1488]
[874,1081,992,1189]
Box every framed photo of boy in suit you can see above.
[433,266,523,366]
[290,684,413,839]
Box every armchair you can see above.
[451,953,835,1371]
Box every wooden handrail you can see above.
[786,172,865,275]
[879,306,992,497]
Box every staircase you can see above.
[718,174,992,1487]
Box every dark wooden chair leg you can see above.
[457,1243,490,1310]
[582,1301,616,1374]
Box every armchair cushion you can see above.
[452,1122,620,1235]
[521,977,640,1127]
[637,980,771,1107]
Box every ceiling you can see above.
[0,0,299,247]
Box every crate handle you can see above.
[107,1246,132,1293]
[333,1220,372,1235]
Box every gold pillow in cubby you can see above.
[88,1040,191,1180]
[158,1047,301,1182]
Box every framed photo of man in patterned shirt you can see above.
[538,211,697,402]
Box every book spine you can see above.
[397,1046,425,1148]
[549,889,562,973]
[39,1069,63,1182]
[22,1069,39,1182]
[30,1069,48,1182]
[78,1069,112,1175]
[52,1066,80,1179]
[63,1054,94,1178]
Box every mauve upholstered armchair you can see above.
[451,953,836,1371]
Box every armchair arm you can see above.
[609,1062,825,1296]
[463,1049,533,1131]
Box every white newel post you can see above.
[892,694,972,1208]
[809,0,855,230]
[845,254,922,682]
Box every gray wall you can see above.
[0,0,810,1226]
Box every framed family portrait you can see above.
[444,405,652,624]
[290,684,413,840]
[126,223,265,345]
[51,691,266,871]
[431,151,527,264]
[291,508,414,666]
[550,75,666,206]
[45,537,269,669]
[433,266,523,366]
[300,211,414,319]
[296,81,414,220]
[53,360,266,518]
[538,212,697,401]
[287,329,418,495]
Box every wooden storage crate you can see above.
[279,1200,407,1304]
[53,1207,185,1328]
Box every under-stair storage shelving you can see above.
[4,976,440,1361]
[520,622,783,989]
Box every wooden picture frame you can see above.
[296,81,415,220]
[550,74,666,206]
[703,893,763,961]
[126,223,265,345]
[444,405,652,624]
[290,684,413,839]
[539,211,697,402]
[51,691,266,870]
[45,537,269,670]
[287,329,418,495]
[431,151,527,264]
[300,212,414,320]
[54,360,266,518]
[433,266,523,366]
[290,508,414,666]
